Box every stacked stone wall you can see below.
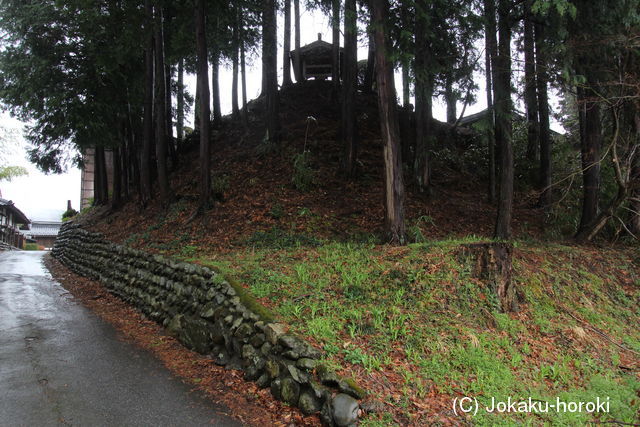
[53,222,361,426]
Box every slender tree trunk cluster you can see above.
[93,0,178,211]
[89,0,230,214]
[482,0,552,238]
[2,0,638,249]
[80,0,619,247]
[39,0,633,249]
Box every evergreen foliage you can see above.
[0,0,637,242]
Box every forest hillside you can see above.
[1,0,638,424]
[77,81,640,425]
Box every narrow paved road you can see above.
[0,250,240,426]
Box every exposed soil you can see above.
[83,80,544,255]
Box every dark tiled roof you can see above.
[26,221,61,237]
[458,108,527,127]
[290,39,342,56]
[0,198,30,225]
[458,108,562,136]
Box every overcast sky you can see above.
[0,113,80,222]
[1,5,560,224]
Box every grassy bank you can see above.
[170,233,640,425]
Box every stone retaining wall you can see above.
[53,222,362,426]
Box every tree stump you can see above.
[460,242,518,312]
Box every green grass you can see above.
[185,239,639,425]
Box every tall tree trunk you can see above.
[112,146,122,209]
[232,14,240,119]
[94,147,103,205]
[484,0,497,203]
[576,86,602,235]
[163,9,174,168]
[263,0,280,144]
[163,7,174,142]
[493,0,514,240]
[95,146,104,205]
[195,0,211,212]
[341,0,357,176]
[400,1,410,108]
[283,0,293,87]
[535,21,551,208]
[363,21,375,93]
[445,77,457,124]
[240,18,249,127]
[165,64,173,142]
[194,80,201,130]
[414,0,433,193]
[524,0,539,162]
[332,0,341,96]
[631,152,640,236]
[372,0,406,245]
[631,108,640,236]
[94,146,109,206]
[117,120,128,201]
[166,63,177,169]
[121,126,130,200]
[127,109,141,196]
[402,67,410,108]
[141,0,154,206]
[261,12,267,94]
[154,4,170,205]
[211,52,222,125]
[293,0,301,82]
[177,58,185,140]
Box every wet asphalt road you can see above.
[0,250,241,426]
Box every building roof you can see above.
[0,198,30,225]
[458,108,527,127]
[458,108,562,136]
[457,110,491,127]
[290,34,343,57]
[25,220,62,237]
